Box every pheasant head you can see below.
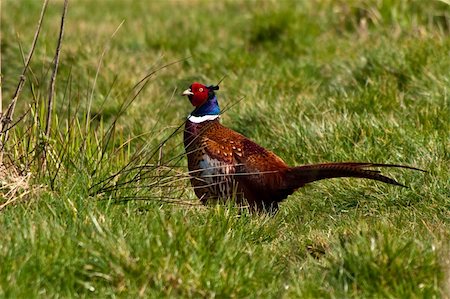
[182,82,220,117]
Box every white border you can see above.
[188,114,220,123]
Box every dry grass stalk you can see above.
[44,0,69,138]
[1,0,49,145]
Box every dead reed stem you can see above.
[41,0,69,170]
[44,0,69,138]
[1,0,49,146]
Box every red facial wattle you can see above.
[183,82,210,107]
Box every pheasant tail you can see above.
[283,162,425,190]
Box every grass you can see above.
[1,0,449,297]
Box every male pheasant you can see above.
[182,82,423,212]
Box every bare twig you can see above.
[41,0,69,173]
[1,0,49,143]
[45,0,69,138]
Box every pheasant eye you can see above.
[199,88,204,92]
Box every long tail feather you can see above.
[304,162,426,172]
[284,162,424,189]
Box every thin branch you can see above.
[45,0,69,138]
[1,0,49,143]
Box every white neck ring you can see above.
[188,114,220,123]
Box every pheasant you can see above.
[182,82,423,212]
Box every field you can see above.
[1,0,449,297]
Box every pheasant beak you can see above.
[182,88,194,96]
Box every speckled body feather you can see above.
[184,119,290,210]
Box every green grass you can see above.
[1,0,449,297]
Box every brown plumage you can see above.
[182,82,424,212]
